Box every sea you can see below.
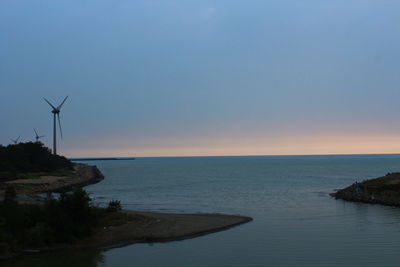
[5,155,400,267]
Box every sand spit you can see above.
[0,164,252,259]
[1,163,104,194]
[331,172,400,206]
[1,211,252,260]
[86,211,252,249]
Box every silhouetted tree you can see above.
[0,142,72,181]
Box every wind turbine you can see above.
[34,129,45,142]
[44,96,68,155]
[10,136,20,144]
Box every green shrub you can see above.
[0,188,106,253]
[3,187,16,203]
[107,200,122,212]
[0,142,73,181]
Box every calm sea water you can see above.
[5,155,400,266]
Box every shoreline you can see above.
[331,172,400,206]
[1,210,252,260]
[0,163,104,195]
[0,163,253,260]
[87,210,252,250]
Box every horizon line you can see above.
[67,152,400,159]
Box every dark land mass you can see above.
[0,163,104,195]
[87,211,252,250]
[0,142,72,182]
[331,172,400,206]
[1,202,252,260]
[0,142,104,194]
[0,142,252,260]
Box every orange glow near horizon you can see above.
[63,134,400,158]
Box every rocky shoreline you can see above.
[331,172,400,207]
[0,163,104,195]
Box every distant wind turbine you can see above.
[10,136,20,144]
[44,96,68,155]
[34,129,45,142]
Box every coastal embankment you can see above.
[331,172,400,206]
[0,163,104,194]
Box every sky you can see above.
[1,0,400,157]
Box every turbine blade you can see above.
[17,136,20,142]
[34,128,38,137]
[57,114,63,139]
[44,98,57,110]
[57,96,68,110]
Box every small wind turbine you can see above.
[34,129,45,142]
[44,96,68,155]
[10,136,20,144]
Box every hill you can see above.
[0,142,72,182]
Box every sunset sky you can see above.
[1,1,400,157]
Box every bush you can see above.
[0,189,101,252]
[0,142,73,180]
[107,200,122,212]
[3,187,16,203]
[45,189,96,240]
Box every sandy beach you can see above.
[0,162,252,259]
[87,211,252,249]
[1,210,252,260]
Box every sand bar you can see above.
[1,210,252,259]
[85,211,252,249]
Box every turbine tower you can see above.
[10,136,20,144]
[44,96,68,154]
[34,129,45,142]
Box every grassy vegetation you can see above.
[0,188,132,255]
[0,170,73,181]
[0,142,73,182]
[358,173,400,196]
[0,142,139,256]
